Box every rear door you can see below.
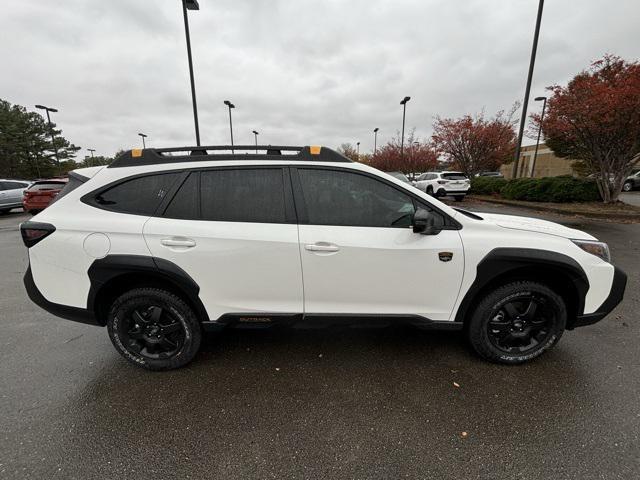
[293,167,464,321]
[143,167,303,321]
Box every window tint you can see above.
[200,168,285,223]
[164,172,199,219]
[298,169,416,228]
[95,173,180,215]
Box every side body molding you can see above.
[87,255,208,324]
[454,248,590,326]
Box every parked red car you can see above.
[22,178,68,214]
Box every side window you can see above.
[0,182,7,191]
[200,168,286,223]
[94,172,181,215]
[297,169,416,228]
[164,172,199,220]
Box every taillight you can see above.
[20,221,56,248]
[437,180,447,185]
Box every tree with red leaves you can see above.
[369,130,439,174]
[534,55,640,203]
[431,107,518,177]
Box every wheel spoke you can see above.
[133,310,148,325]
[522,298,539,321]
[149,306,163,323]
[503,303,520,319]
[160,337,177,350]
[162,321,182,334]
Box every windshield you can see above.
[388,172,410,183]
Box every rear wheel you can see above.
[107,288,202,370]
[623,181,633,192]
[467,281,566,364]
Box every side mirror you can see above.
[412,208,442,235]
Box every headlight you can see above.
[572,239,611,263]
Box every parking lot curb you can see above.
[468,195,640,222]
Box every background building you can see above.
[501,143,577,179]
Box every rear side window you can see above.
[297,168,416,228]
[164,172,199,220]
[94,173,181,215]
[199,168,286,223]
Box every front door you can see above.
[293,167,464,321]
[143,167,303,321]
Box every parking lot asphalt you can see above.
[620,191,640,207]
[1,205,639,480]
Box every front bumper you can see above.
[24,265,101,326]
[572,266,627,328]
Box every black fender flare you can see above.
[87,255,209,324]
[454,248,589,325]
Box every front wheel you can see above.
[622,181,633,192]
[467,281,566,364]
[426,186,434,196]
[107,287,202,370]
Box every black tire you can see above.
[622,181,633,192]
[0,209,9,215]
[454,195,465,202]
[426,186,434,196]
[467,281,566,364]
[107,287,202,371]
[436,189,446,197]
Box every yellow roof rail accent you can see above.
[309,145,322,155]
[131,148,143,158]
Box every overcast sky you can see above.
[2,0,637,158]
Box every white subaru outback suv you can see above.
[21,145,626,370]
[415,171,471,201]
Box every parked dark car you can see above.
[23,178,68,214]
[476,171,504,178]
[623,170,640,192]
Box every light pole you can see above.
[252,130,259,153]
[373,127,379,155]
[34,104,60,173]
[400,96,411,160]
[530,96,547,178]
[181,0,201,146]
[224,100,235,152]
[356,141,360,160]
[512,0,545,179]
[88,148,95,166]
[138,132,147,149]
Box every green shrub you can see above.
[470,177,508,195]
[500,176,600,202]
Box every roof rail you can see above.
[108,145,352,168]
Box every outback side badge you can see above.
[439,252,453,262]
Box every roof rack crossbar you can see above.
[108,145,353,168]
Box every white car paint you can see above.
[415,171,471,197]
[27,155,616,324]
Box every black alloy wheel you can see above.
[467,281,566,364]
[486,293,553,355]
[107,288,202,370]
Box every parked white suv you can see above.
[21,146,626,370]
[415,171,470,201]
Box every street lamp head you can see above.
[534,96,547,101]
[138,132,147,138]
[184,0,200,10]
[373,127,379,133]
[224,100,235,108]
[400,96,411,105]
[357,142,360,146]
[252,130,259,135]
[35,104,58,112]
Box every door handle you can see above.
[304,243,340,252]
[161,237,196,248]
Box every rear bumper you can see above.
[572,266,627,328]
[24,265,101,326]
[438,189,469,195]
